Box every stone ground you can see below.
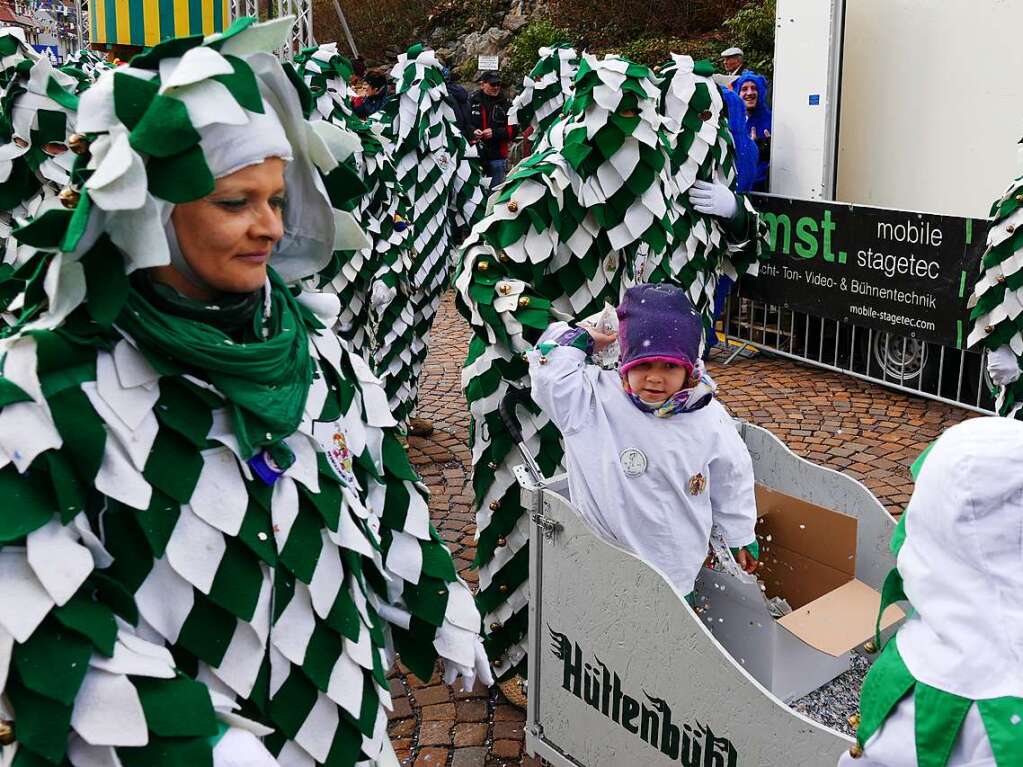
[388,292,975,767]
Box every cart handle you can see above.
[499,386,534,446]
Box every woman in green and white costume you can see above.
[0,28,81,278]
[379,43,485,435]
[295,43,419,428]
[0,17,488,767]
[839,416,1022,766]
[507,43,578,144]
[454,54,680,679]
[653,54,762,335]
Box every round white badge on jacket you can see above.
[620,448,648,477]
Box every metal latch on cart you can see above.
[531,508,559,541]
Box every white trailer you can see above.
[771,0,1023,217]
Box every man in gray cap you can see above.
[721,46,745,76]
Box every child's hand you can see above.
[579,323,617,352]
[735,547,759,574]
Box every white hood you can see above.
[896,416,1023,699]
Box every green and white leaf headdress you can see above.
[6,16,367,334]
[508,43,578,136]
[294,42,356,124]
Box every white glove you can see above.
[370,280,397,311]
[689,180,739,219]
[442,637,495,692]
[987,345,1021,386]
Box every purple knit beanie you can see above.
[617,283,703,375]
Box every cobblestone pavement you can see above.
[389,292,975,767]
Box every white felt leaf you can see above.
[0,549,54,643]
[212,728,280,767]
[166,506,227,594]
[332,209,371,252]
[67,739,125,767]
[85,133,148,211]
[95,350,159,429]
[216,18,294,57]
[326,653,364,720]
[27,520,94,606]
[190,448,248,536]
[272,582,315,666]
[173,78,247,129]
[94,426,152,510]
[108,196,171,271]
[71,670,148,746]
[89,637,176,678]
[0,626,13,691]
[275,740,317,767]
[293,693,339,763]
[385,531,423,586]
[112,338,160,389]
[159,46,233,91]
[134,557,194,643]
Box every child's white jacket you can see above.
[839,417,1023,767]
[527,330,756,597]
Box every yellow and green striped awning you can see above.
[90,0,231,48]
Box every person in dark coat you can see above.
[442,66,473,139]
[468,70,516,188]
[353,71,390,118]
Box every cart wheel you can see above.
[498,675,528,709]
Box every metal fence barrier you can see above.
[720,284,995,415]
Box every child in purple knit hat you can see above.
[527,283,759,602]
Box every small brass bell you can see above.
[497,537,507,547]
[985,325,995,335]
[488,461,498,470]
[498,284,512,296]
[862,640,878,654]
[848,744,863,759]
[0,721,14,746]
[848,713,861,729]
[489,500,501,510]
[68,133,90,155]
[478,261,490,271]
[489,621,502,631]
[518,296,530,308]
[499,584,509,593]
[58,187,80,209]
[507,200,519,212]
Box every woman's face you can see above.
[739,81,758,111]
[157,158,287,299]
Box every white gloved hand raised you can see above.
[689,180,739,219]
[371,280,397,311]
[987,345,1021,386]
[441,637,495,692]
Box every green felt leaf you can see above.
[13,208,72,249]
[268,669,317,739]
[45,76,78,111]
[135,676,218,737]
[214,56,264,114]
[14,619,92,705]
[117,735,214,767]
[61,190,93,252]
[147,145,215,204]
[53,588,118,656]
[91,570,140,625]
[113,71,159,131]
[0,156,41,211]
[45,451,85,521]
[143,427,204,504]
[129,34,204,70]
[6,677,72,763]
[130,94,202,158]
[175,595,235,667]
[0,466,54,543]
[208,538,263,620]
[48,387,105,485]
[82,240,129,327]
[0,376,31,407]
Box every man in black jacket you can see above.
[353,72,390,119]
[469,71,516,188]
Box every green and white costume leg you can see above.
[0,20,487,767]
[969,173,1023,416]
[455,55,676,676]
[296,44,419,426]
[381,44,485,422]
[840,419,1022,766]
[646,55,763,336]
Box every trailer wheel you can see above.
[871,333,929,382]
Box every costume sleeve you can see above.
[714,159,767,283]
[527,322,599,437]
[337,346,484,684]
[707,405,758,549]
[450,134,486,229]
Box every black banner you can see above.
[740,195,990,348]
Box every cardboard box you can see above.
[694,484,903,702]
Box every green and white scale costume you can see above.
[969,171,1023,417]
[378,44,485,421]
[455,54,761,676]
[839,417,1023,766]
[295,43,419,426]
[507,43,578,140]
[0,29,82,291]
[0,18,486,767]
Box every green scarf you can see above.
[118,268,313,459]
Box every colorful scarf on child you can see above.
[624,360,717,417]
